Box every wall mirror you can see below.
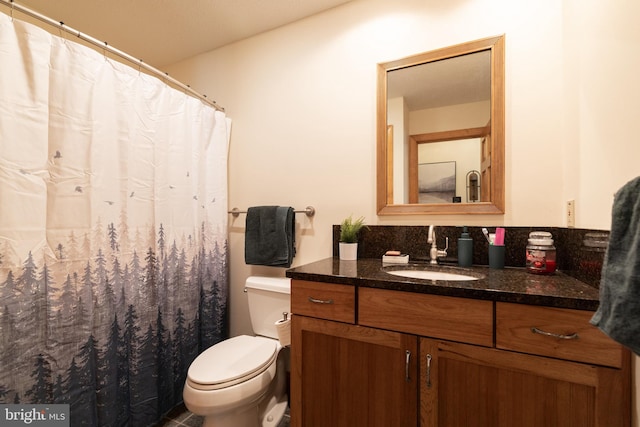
[376,35,505,215]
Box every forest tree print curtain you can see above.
[0,12,231,426]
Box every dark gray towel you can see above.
[245,206,296,267]
[590,176,640,355]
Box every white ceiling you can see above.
[8,0,489,111]
[14,0,353,68]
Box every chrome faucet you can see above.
[427,225,448,264]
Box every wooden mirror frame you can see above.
[376,35,505,215]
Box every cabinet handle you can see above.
[405,350,411,382]
[308,296,334,305]
[531,327,579,340]
[426,354,432,388]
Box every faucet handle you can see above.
[435,237,448,259]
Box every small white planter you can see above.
[339,242,358,260]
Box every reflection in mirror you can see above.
[377,35,504,215]
[466,170,481,203]
[412,138,481,204]
[407,125,490,204]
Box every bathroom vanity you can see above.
[286,258,630,427]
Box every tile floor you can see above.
[158,403,290,427]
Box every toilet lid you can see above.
[187,335,277,388]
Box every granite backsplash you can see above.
[332,225,609,288]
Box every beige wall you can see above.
[166,0,640,422]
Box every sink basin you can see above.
[384,267,483,281]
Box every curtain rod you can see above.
[0,0,224,112]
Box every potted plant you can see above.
[339,215,367,260]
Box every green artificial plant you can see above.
[339,215,368,243]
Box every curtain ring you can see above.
[103,41,108,61]
[10,0,14,21]
[59,21,65,41]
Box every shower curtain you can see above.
[0,11,230,426]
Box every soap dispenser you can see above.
[458,226,473,267]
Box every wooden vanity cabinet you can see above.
[290,280,418,427]
[290,280,631,427]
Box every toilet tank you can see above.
[246,276,291,339]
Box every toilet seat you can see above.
[187,335,277,391]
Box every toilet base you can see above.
[194,348,289,427]
[258,394,288,427]
[201,404,258,427]
[200,394,288,427]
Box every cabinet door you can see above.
[420,338,630,427]
[291,315,418,427]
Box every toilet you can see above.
[183,276,291,427]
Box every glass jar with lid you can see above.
[526,231,557,274]
[580,232,609,279]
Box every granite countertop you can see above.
[285,257,602,311]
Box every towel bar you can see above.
[228,206,315,218]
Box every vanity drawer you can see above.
[291,280,355,324]
[358,288,494,347]
[496,302,623,368]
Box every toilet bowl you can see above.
[183,276,290,427]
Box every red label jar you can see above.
[526,231,557,274]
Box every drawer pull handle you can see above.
[426,354,432,388]
[405,350,411,382]
[308,296,334,305]
[531,327,579,340]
